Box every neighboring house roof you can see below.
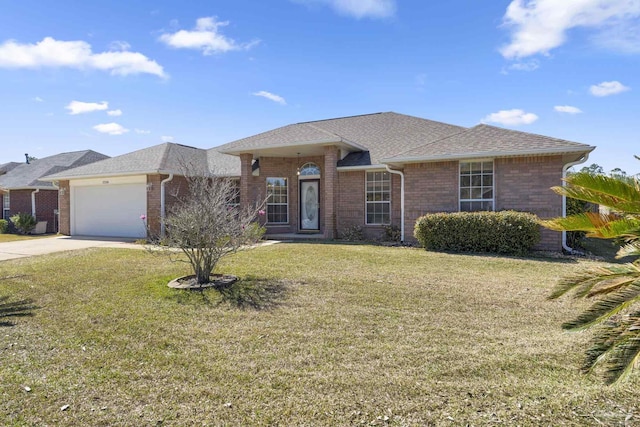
[219,112,467,165]
[0,150,109,190]
[383,124,596,163]
[43,143,240,180]
[219,112,595,166]
[0,162,21,175]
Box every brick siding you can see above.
[495,155,564,251]
[4,189,59,233]
[59,181,70,235]
[147,174,189,237]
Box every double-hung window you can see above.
[366,171,391,225]
[459,161,494,211]
[2,192,9,220]
[266,177,288,224]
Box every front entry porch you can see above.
[264,232,327,241]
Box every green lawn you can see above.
[0,244,638,425]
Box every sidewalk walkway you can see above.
[0,236,143,261]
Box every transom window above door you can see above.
[298,162,320,178]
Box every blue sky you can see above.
[0,0,638,174]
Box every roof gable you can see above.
[219,112,467,164]
[0,150,109,189]
[42,143,240,180]
[384,124,595,162]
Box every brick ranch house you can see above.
[0,150,108,233]
[43,143,239,238]
[44,112,595,251]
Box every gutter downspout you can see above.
[31,189,40,220]
[160,174,174,238]
[385,165,405,243]
[561,153,590,253]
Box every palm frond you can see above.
[562,283,640,331]
[582,320,622,374]
[540,213,640,239]
[605,330,640,384]
[549,264,640,299]
[551,173,640,213]
[617,241,640,259]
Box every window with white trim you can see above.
[2,192,9,220]
[459,161,494,212]
[266,177,288,224]
[299,162,321,177]
[366,171,391,225]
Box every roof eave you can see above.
[1,185,57,191]
[337,164,387,171]
[380,146,596,164]
[40,170,171,181]
[219,138,367,155]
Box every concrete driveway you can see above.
[0,236,143,261]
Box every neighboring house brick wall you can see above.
[7,190,32,218]
[34,190,58,233]
[3,189,59,233]
[495,155,564,251]
[59,181,70,235]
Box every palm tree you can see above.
[541,169,640,384]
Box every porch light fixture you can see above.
[146,182,153,192]
[296,153,301,176]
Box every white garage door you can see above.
[73,184,147,238]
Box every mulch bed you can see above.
[167,274,238,290]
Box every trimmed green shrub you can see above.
[10,212,37,235]
[0,219,7,234]
[414,211,541,255]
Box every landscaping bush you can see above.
[9,212,37,235]
[414,210,540,255]
[0,219,7,234]
[340,225,364,241]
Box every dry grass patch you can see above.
[0,244,638,426]
[0,234,54,243]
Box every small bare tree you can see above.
[152,172,265,286]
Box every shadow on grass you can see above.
[169,276,290,311]
[0,296,38,327]
[216,277,289,310]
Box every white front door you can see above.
[300,180,319,230]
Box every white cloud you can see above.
[500,0,640,59]
[107,109,122,116]
[590,80,630,96]
[0,37,166,78]
[252,90,287,105]
[33,96,44,102]
[554,105,583,114]
[66,100,108,115]
[482,109,538,126]
[109,40,131,51]
[93,122,129,135]
[508,59,540,72]
[294,0,396,19]
[161,135,174,142]
[159,17,259,55]
[135,128,151,134]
